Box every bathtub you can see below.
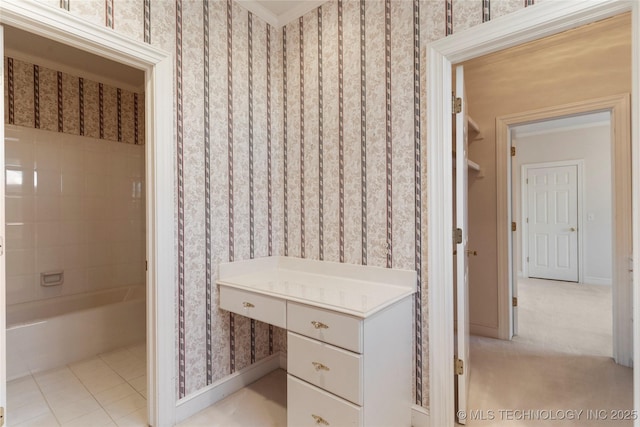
[7,285,146,380]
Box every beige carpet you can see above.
[515,278,612,357]
[467,279,633,426]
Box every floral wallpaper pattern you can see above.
[20,0,540,408]
[4,57,144,145]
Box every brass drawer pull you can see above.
[242,302,255,308]
[312,414,329,425]
[311,320,328,329]
[312,361,330,372]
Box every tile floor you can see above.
[7,342,147,427]
[177,369,287,427]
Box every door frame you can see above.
[498,95,631,363]
[0,1,177,426]
[426,1,639,426]
[521,160,585,282]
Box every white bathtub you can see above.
[7,286,145,380]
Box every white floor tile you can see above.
[94,383,138,407]
[50,395,102,424]
[81,371,127,394]
[60,407,116,427]
[14,410,60,427]
[7,398,52,426]
[127,375,146,393]
[114,408,147,427]
[8,376,43,409]
[103,393,147,420]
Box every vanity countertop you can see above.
[217,256,417,318]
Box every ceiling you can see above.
[238,0,328,27]
[4,25,145,91]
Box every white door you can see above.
[454,65,470,425]
[527,165,579,282]
[0,24,7,426]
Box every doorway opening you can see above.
[0,2,176,426]
[426,1,639,426]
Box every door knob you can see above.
[570,227,576,232]
[466,250,477,256]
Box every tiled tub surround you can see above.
[218,256,416,426]
[7,285,145,380]
[5,124,145,306]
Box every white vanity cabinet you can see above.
[217,256,416,427]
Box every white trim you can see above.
[175,353,283,424]
[584,276,613,286]
[632,2,640,418]
[514,120,610,139]
[3,47,145,93]
[469,324,499,339]
[0,24,6,426]
[521,160,585,283]
[411,404,430,427]
[0,1,176,426]
[498,94,631,361]
[426,1,638,426]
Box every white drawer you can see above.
[288,374,362,427]
[288,332,362,405]
[287,302,362,352]
[219,286,286,328]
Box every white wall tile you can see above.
[5,138,35,169]
[7,223,36,250]
[34,139,61,172]
[6,275,36,305]
[35,196,61,221]
[35,170,62,196]
[61,173,85,196]
[36,246,65,272]
[6,196,36,223]
[6,168,35,196]
[7,249,36,277]
[35,221,61,247]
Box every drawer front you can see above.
[287,302,362,352]
[288,375,362,427]
[288,332,362,405]
[219,286,286,328]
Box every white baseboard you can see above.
[583,276,612,286]
[279,351,287,370]
[470,323,499,338]
[411,404,430,427]
[175,352,282,423]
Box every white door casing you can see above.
[0,24,6,427]
[426,1,638,426]
[454,65,470,425]
[0,1,177,426]
[526,164,579,282]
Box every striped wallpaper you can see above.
[3,57,144,145]
[8,0,538,408]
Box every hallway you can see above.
[467,279,632,426]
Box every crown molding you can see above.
[236,0,328,28]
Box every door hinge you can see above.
[452,95,462,114]
[145,260,148,271]
[512,297,518,307]
[0,406,4,427]
[511,146,516,156]
[0,236,3,256]
[455,358,464,375]
[455,228,463,244]
[527,256,529,263]
[512,222,517,232]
